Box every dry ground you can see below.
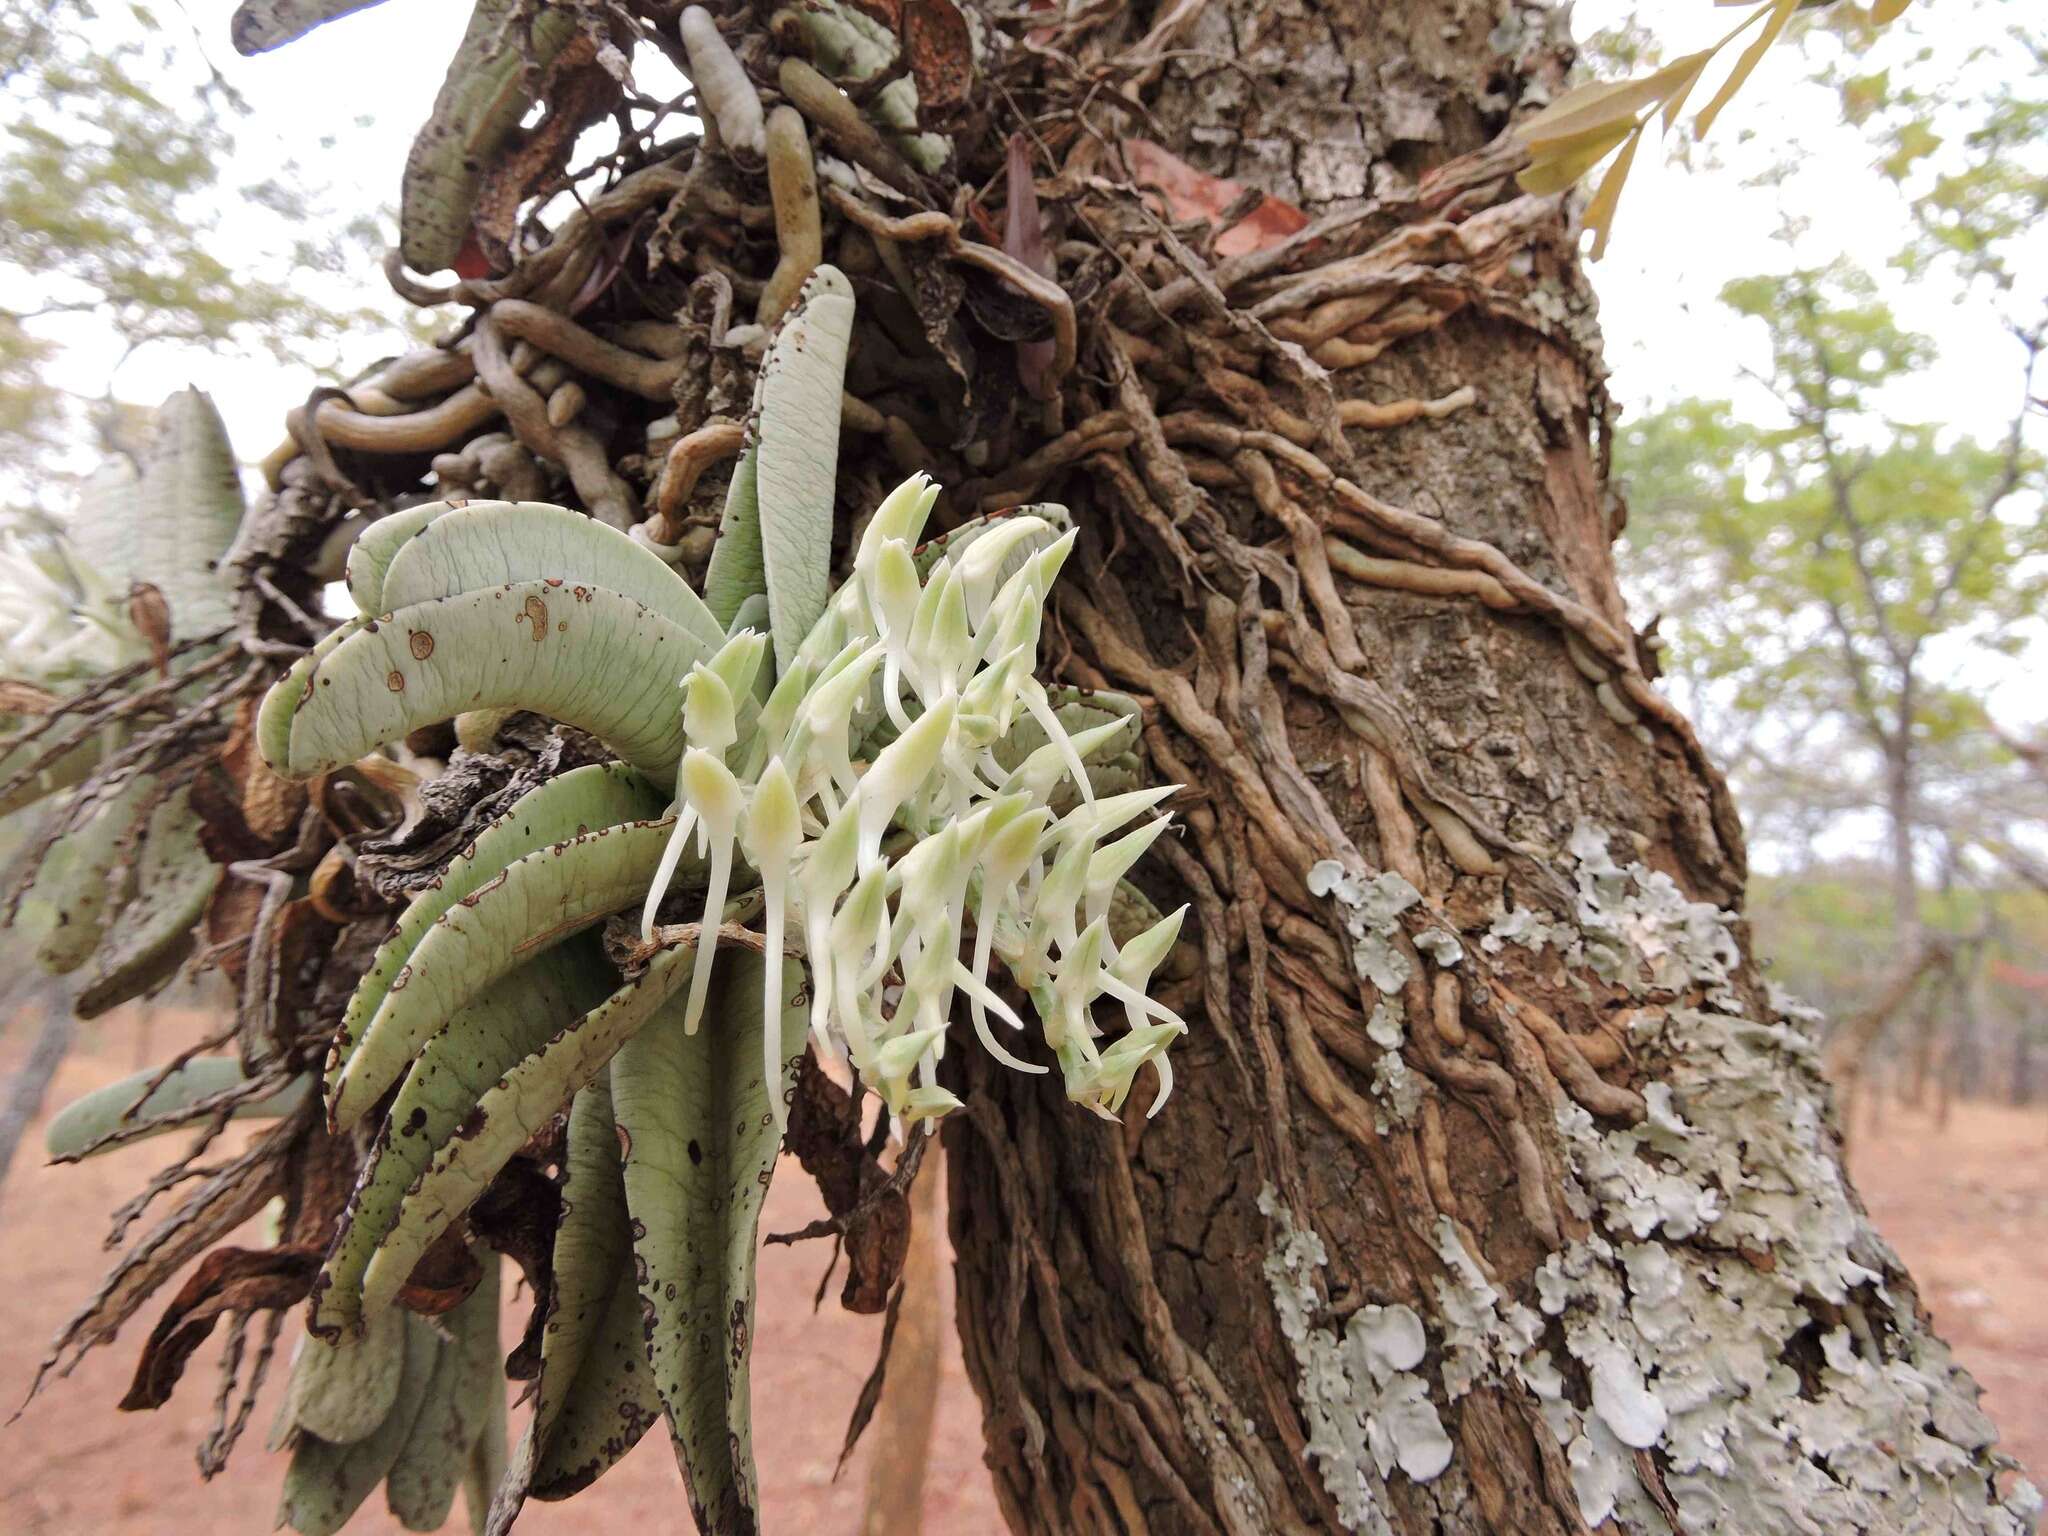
[0,1003,2039,1534]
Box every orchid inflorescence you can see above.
[641,472,1190,1129]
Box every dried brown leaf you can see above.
[119,1245,319,1411]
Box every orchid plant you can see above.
[642,471,1188,1129]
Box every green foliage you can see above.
[1818,13,2048,295]
[1619,256,2044,891]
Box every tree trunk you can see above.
[860,1153,944,1535]
[937,4,2034,1533]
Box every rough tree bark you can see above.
[932,4,2037,1534]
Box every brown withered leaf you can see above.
[903,0,973,115]
[471,36,620,267]
[835,1278,906,1473]
[120,1245,319,1411]
[1121,137,1310,257]
[219,697,307,848]
[279,1114,361,1251]
[396,1223,484,1315]
[202,875,267,991]
[468,1159,560,1379]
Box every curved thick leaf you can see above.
[349,502,461,615]
[15,771,161,975]
[274,582,710,785]
[316,944,614,1337]
[359,945,701,1315]
[277,1314,438,1536]
[464,1328,509,1536]
[400,0,579,273]
[74,784,219,1019]
[614,948,803,1534]
[44,1058,308,1161]
[385,1252,500,1531]
[754,266,855,674]
[259,617,366,768]
[283,1302,408,1445]
[701,443,764,631]
[328,762,665,1101]
[489,1076,661,1532]
[332,815,683,1128]
[378,500,727,652]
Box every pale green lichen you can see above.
[1412,927,1464,967]
[1369,1051,1421,1131]
[1433,825,2039,1535]
[1365,997,1404,1049]
[1307,861,1420,995]
[1257,1186,1453,1531]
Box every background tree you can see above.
[0,0,396,501]
[1616,5,2047,1126]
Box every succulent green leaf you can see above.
[316,943,615,1337]
[754,266,855,675]
[377,500,727,653]
[274,582,713,786]
[491,1077,662,1531]
[988,686,1146,807]
[349,502,460,616]
[277,1314,438,1536]
[400,0,578,273]
[332,815,685,1128]
[613,948,803,1533]
[701,444,764,631]
[385,1250,501,1532]
[15,771,161,974]
[360,945,702,1316]
[43,1058,308,1162]
[259,617,366,773]
[463,1325,509,1536]
[129,388,245,639]
[0,734,106,818]
[284,1301,408,1445]
[74,784,219,1019]
[327,763,665,1104]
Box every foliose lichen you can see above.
[1446,824,2040,1535]
[1257,1185,1454,1531]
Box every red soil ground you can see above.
[0,1004,2039,1533]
